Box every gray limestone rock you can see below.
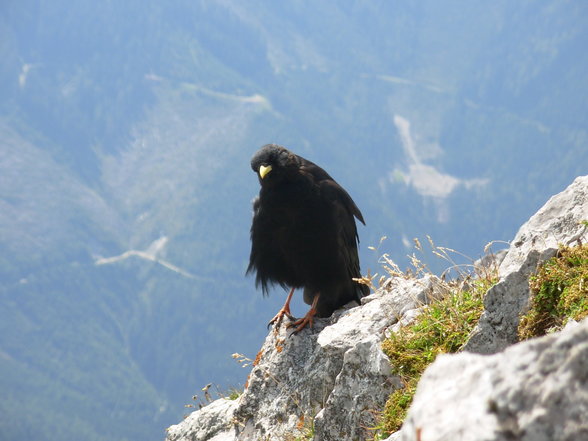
[398,318,588,441]
[166,399,238,441]
[165,275,445,441]
[465,176,588,354]
[167,177,588,441]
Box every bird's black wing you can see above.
[300,159,368,302]
[247,193,293,295]
[321,178,369,301]
[246,196,274,295]
[246,196,261,277]
[300,159,365,226]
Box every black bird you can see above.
[247,144,369,333]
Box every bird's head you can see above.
[250,144,299,184]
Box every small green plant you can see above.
[227,388,242,400]
[518,244,588,340]
[372,237,500,437]
[376,278,492,435]
[295,415,315,441]
[283,412,315,441]
[186,382,243,411]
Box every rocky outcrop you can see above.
[465,175,588,354]
[166,276,446,441]
[398,318,588,441]
[390,175,588,441]
[166,175,588,441]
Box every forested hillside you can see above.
[1,1,587,440]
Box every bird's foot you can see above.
[286,313,315,334]
[267,307,295,329]
[287,293,319,335]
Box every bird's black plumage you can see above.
[247,144,369,327]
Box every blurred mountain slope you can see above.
[0,1,587,440]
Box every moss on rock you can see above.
[519,244,588,340]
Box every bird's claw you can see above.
[267,309,295,329]
[286,315,314,335]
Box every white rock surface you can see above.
[398,317,588,441]
[465,176,588,353]
[165,276,444,441]
[166,399,238,441]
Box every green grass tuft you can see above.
[227,388,242,400]
[518,244,588,340]
[376,277,494,435]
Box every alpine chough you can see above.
[247,144,369,333]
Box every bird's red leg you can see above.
[288,292,320,334]
[268,287,296,328]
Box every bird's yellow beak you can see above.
[259,164,272,179]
